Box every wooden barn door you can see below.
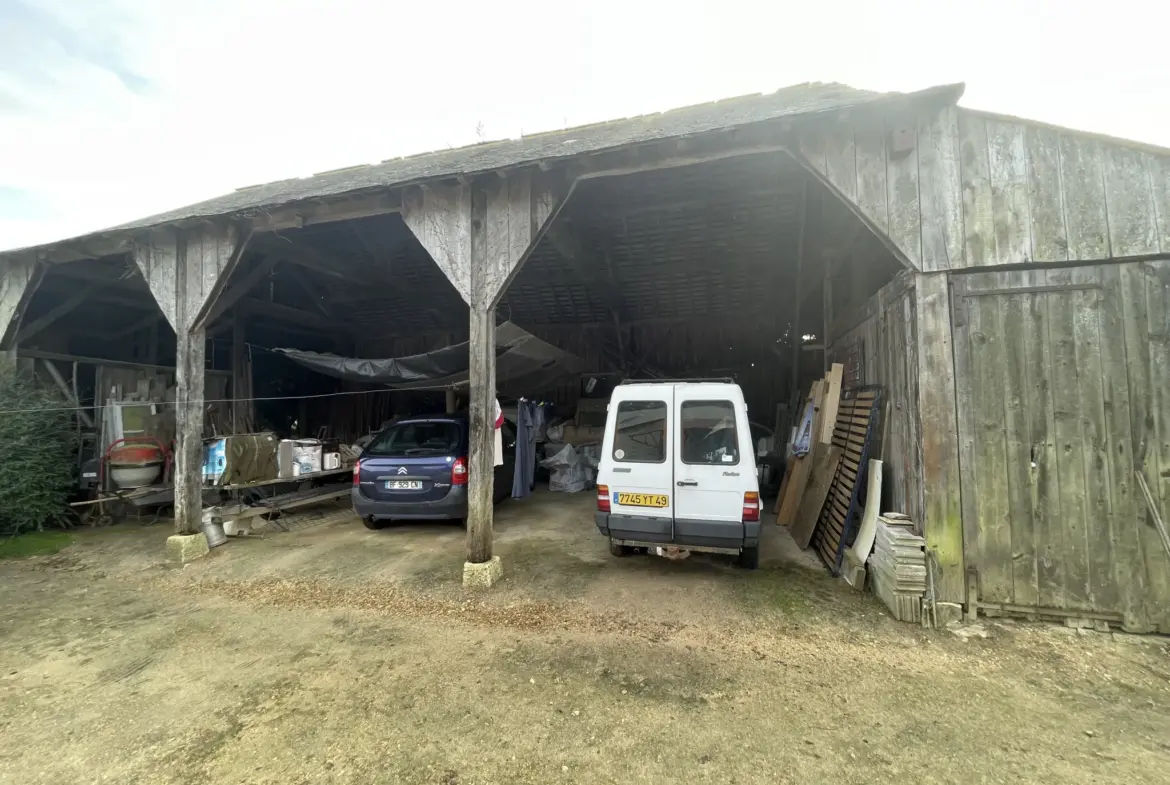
[952,263,1170,633]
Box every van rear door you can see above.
[604,387,674,544]
[672,386,748,549]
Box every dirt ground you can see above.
[1,489,1168,785]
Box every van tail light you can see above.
[597,484,611,513]
[452,456,469,486]
[352,459,360,486]
[742,491,760,523]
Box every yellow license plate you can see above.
[615,492,669,508]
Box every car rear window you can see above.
[365,421,462,457]
[680,400,739,465]
[612,400,667,463]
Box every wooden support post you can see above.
[231,312,249,433]
[135,224,248,537]
[789,180,809,395]
[915,271,964,604]
[466,303,495,563]
[173,324,206,535]
[402,171,564,577]
[823,255,834,350]
[148,319,161,364]
[40,359,94,428]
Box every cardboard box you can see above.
[279,439,323,478]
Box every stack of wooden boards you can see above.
[810,388,880,572]
[869,516,926,623]
[774,364,843,550]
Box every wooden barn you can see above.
[1,81,1167,631]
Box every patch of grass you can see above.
[731,562,850,618]
[496,539,607,597]
[0,530,72,559]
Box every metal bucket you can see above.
[202,519,228,548]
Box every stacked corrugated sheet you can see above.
[869,516,926,623]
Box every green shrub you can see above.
[0,369,75,535]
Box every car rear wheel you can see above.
[362,517,391,530]
[737,544,760,570]
[609,541,631,557]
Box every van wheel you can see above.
[737,545,760,570]
[609,541,631,557]
[363,517,391,530]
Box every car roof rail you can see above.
[619,377,735,385]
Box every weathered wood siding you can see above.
[134,225,243,332]
[829,270,964,604]
[0,258,44,350]
[402,183,474,304]
[798,108,964,272]
[952,262,1170,632]
[959,110,1170,267]
[800,107,1170,272]
[403,172,562,308]
[828,273,923,535]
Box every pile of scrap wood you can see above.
[868,515,926,623]
[774,363,843,549]
[809,387,881,571]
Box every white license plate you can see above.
[385,480,422,490]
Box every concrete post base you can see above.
[166,533,210,564]
[462,556,503,588]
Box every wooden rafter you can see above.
[205,255,278,324]
[17,283,104,344]
[544,222,625,316]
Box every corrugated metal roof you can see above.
[0,81,963,263]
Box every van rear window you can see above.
[680,400,739,465]
[613,401,667,463]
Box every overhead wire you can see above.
[0,385,461,417]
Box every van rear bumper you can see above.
[595,512,672,543]
[595,513,759,550]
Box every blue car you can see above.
[352,414,517,529]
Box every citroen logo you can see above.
[397,467,408,475]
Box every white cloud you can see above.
[1,0,1167,251]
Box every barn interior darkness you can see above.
[18,148,903,452]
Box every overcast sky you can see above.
[1,0,1166,252]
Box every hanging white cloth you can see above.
[493,398,504,467]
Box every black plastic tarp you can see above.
[273,322,584,395]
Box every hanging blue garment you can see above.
[512,400,538,498]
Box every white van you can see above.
[593,379,762,568]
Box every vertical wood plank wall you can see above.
[798,107,1170,272]
[827,275,924,534]
[952,263,1170,632]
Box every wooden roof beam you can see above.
[251,236,365,284]
[242,297,351,335]
[103,312,167,341]
[251,191,403,232]
[205,255,279,324]
[544,222,625,316]
[18,283,105,344]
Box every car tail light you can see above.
[742,491,760,522]
[352,459,360,486]
[452,456,469,486]
[597,484,610,513]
